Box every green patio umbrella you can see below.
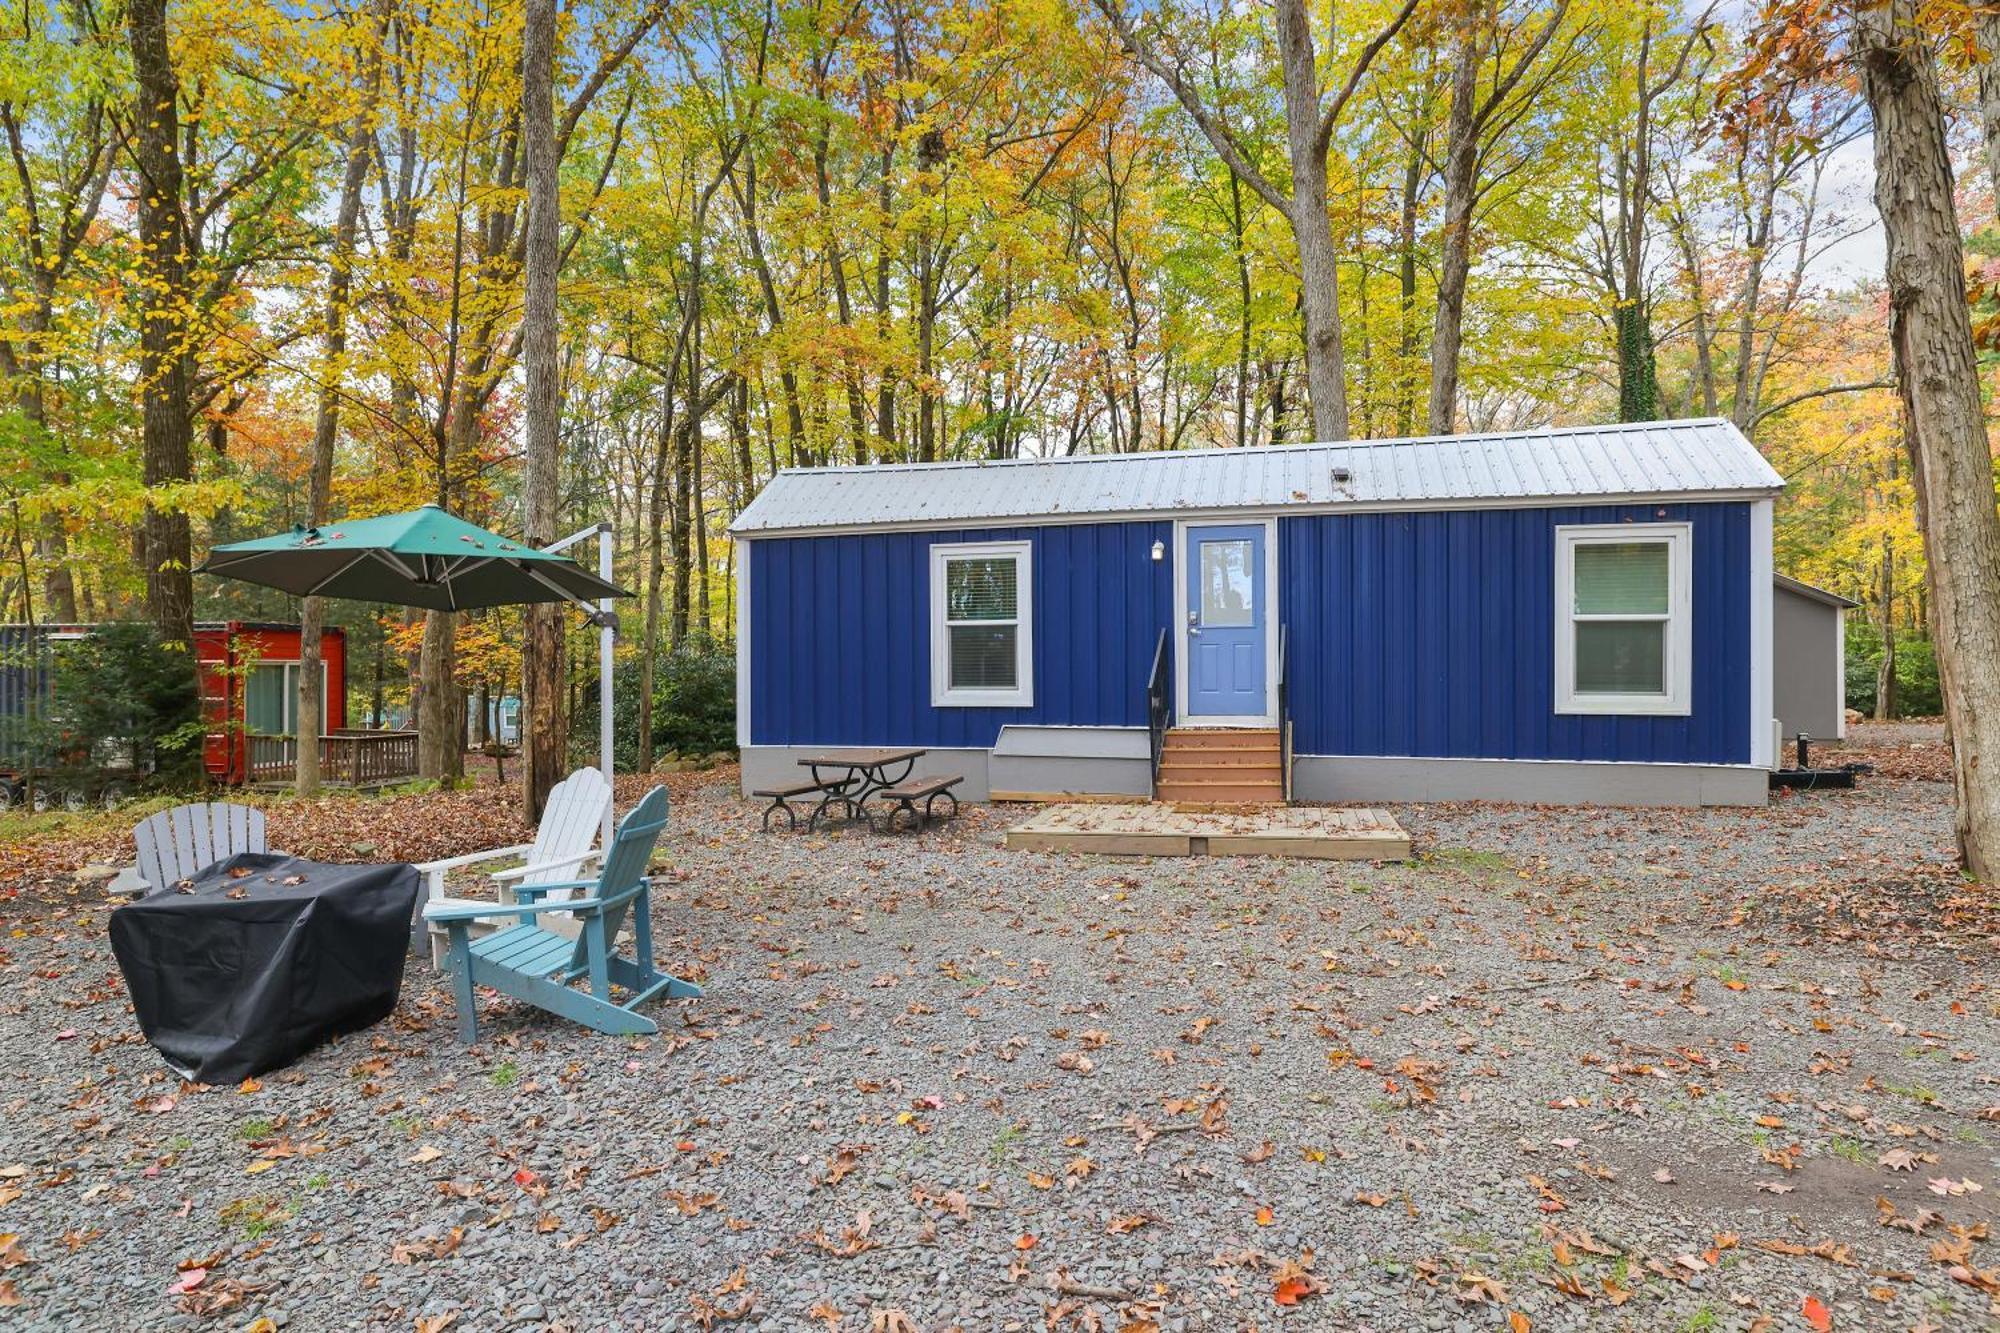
[197,504,628,616]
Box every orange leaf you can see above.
[1509,1313,1532,1333]
[1255,1205,1274,1226]
[1802,1295,1832,1331]
[1014,1234,1037,1250]
[1273,1276,1313,1306]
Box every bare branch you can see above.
[1316,0,1424,153]
[1090,0,1293,214]
[1752,379,1898,431]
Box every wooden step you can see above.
[1159,752,1282,770]
[1166,728,1278,749]
[1156,780,1286,804]
[1158,761,1283,784]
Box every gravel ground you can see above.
[0,746,1994,1332]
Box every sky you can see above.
[1810,133,1886,288]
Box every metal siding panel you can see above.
[741,506,1754,766]
[1265,502,1752,768]
[1353,515,1384,755]
[1043,525,1076,724]
[1413,513,1444,756]
[886,532,919,744]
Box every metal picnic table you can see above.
[798,747,927,828]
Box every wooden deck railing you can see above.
[247,730,420,786]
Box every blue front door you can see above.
[1184,523,1267,719]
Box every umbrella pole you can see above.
[597,524,614,848]
[545,521,618,849]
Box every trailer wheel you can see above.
[29,785,55,813]
[0,780,14,808]
[98,782,130,811]
[60,786,88,813]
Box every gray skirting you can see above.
[1291,754,1767,807]
[741,743,1766,808]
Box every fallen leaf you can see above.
[1801,1294,1832,1332]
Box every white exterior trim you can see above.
[734,536,752,748]
[1173,516,1279,727]
[1834,605,1847,740]
[929,540,1034,708]
[1553,522,1693,717]
[1750,500,1776,767]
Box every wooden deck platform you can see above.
[1004,803,1410,860]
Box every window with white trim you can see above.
[930,541,1033,707]
[1555,523,1691,715]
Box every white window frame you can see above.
[243,661,333,734]
[930,540,1034,708]
[1554,522,1692,716]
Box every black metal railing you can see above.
[1145,628,1169,798]
[1276,623,1292,802]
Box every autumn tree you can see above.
[1094,0,1420,441]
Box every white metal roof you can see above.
[730,417,1784,536]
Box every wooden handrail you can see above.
[247,731,419,785]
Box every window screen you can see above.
[1557,526,1686,713]
[1573,542,1669,615]
[936,548,1028,700]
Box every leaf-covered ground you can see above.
[0,727,1993,1332]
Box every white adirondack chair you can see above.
[413,766,612,966]
[133,802,270,892]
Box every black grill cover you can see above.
[110,853,418,1083]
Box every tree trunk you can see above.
[636,394,674,773]
[520,0,567,819]
[874,145,897,460]
[416,609,458,778]
[1875,532,1897,721]
[1979,9,2000,215]
[1856,0,2000,880]
[298,10,383,798]
[670,416,693,649]
[1228,174,1252,449]
[1427,26,1479,435]
[127,0,196,658]
[1273,0,1348,441]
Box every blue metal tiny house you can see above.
[732,419,1783,807]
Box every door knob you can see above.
[1186,610,1201,635]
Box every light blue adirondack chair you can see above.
[424,786,700,1042]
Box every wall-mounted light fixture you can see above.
[1150,539,1165,562]
[1331,466,1353,484]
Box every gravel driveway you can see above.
[0,747,1993,1332]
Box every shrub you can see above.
[1844,623,1942,718]
[577,633,736,770]
[44,623,203,783]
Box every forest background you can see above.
[0,0,1973,783]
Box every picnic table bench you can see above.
[756,748,965,834]
[752,779,840,831]
[870,774,962,832]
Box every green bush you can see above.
[44,623,203,783]
[1844,622,1942,718]
[579,634,737,770]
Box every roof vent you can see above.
[1330,466,1353,484]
